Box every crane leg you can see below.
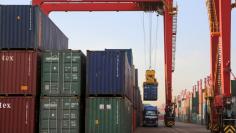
[163,0,175,127]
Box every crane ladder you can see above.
[172,9,177,72]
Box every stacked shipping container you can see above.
[39,50,86,133]
[86,49,142,133]
[0,5,68,133]
[0,5,144,133]
[174,77,236,126]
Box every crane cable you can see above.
[142,12,159,70]
[149,13,153,69]
[154,14,159,71]
[142,12,147,69]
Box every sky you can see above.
[0,0,236,106]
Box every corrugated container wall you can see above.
[39,97,84,133]
[105,49,133,66]
[85,97,132,133]
[135,69,138,87]
[0,51,40,95]
[0,5,68,50]
[0,97,36,133]
[41,50,86,96]
[143,84,158,101]
[87,51,133,101]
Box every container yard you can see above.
[0,0,236,133]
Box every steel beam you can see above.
[40,3,156,14]
[164,0,173,106]
[219,0,231,97]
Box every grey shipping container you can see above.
[0,5,68,50]
[85,97,132,133]
[39,97,84,133]
[41,50,86,96]
[87,50,133,101]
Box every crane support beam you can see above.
[34,0,163,3]
[207,0,231,132]
[39,3,161,14]
[219,0,231,97]
[164,0,175,127]
[164,0,173,106]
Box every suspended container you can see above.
[0,5,68,50]
[85,97,132,133]
[143,83,158,101]
[41,50,86,96]
[39,97,84,133]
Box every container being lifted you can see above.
[143,70,158,101]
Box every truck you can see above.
[143,105,159,127]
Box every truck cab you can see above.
[143,105,159,127]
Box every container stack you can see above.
[0,5,68,133]
[85,49,134,133]
[39,50,86,133]
[133,69,143,128]
[175,77,214,126]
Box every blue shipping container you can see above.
[0,5,68,50]
[144,105,158,111]
[87,50,133,101]
[143,84,158,101]
[105,49,133,66]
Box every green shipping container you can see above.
[231,80,236,96]
[39,97,84,133]
[41,50,86,96]
[86,97,132,133]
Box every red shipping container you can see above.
[0,96,36,133]
[0,51,39,95]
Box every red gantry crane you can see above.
[206,0,235,132]
[32,0,177,127]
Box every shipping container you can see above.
[85,97,132,133]
[143,84,158,101]
[39,97,84,133]
[192,91,199,114]
[135,69,138,87]
[105,49,133,66]
[0,96,36,133]
[231,80,236,96]
[0,51,40,95]
[41,50,86,96]
[131,66,135,103]
[0,5,68,50]
[87,50,133,101]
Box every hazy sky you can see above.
[1,0,236,106]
